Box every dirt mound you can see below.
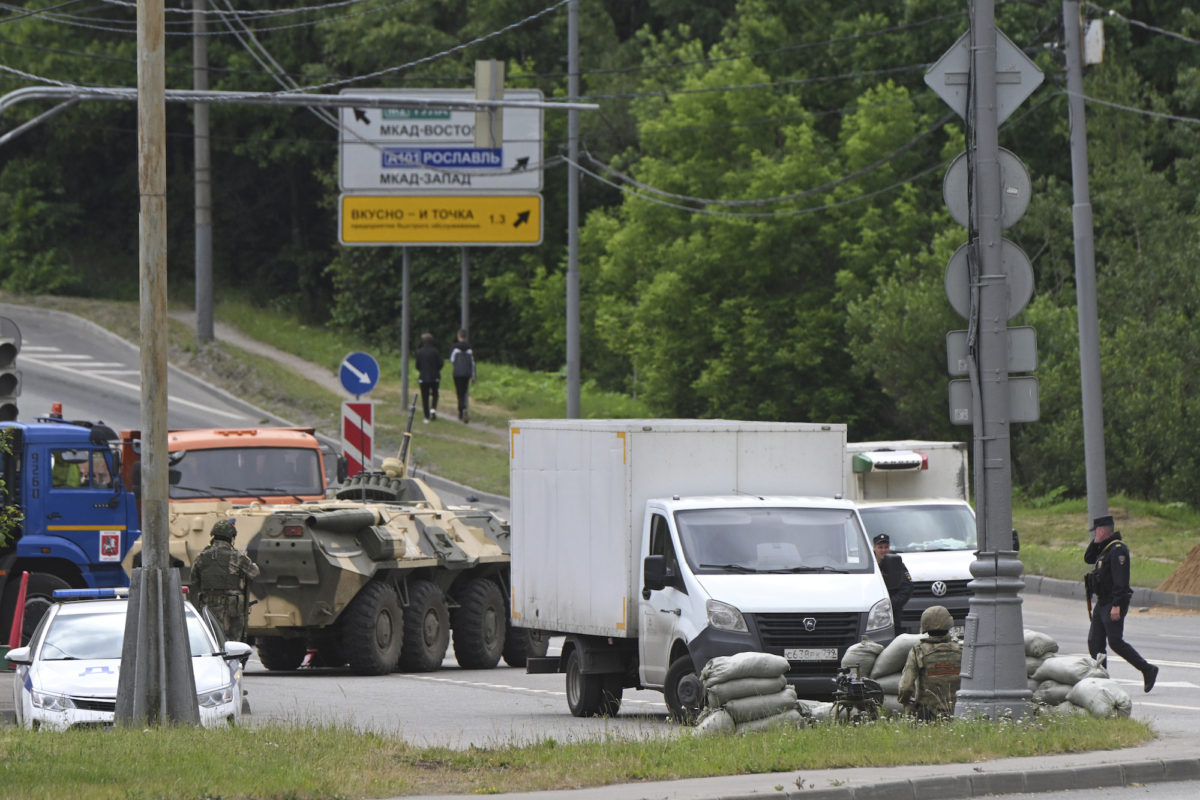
[1158,542,1200,596]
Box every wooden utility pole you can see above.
[194,0,213,344]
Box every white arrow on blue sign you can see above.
[340,351,380,396]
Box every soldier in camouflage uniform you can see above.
[190,520,260,642]
[898,605,962,721]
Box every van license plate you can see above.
[785,648,838,661]
[951,626,965,639]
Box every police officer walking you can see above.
[873,533,913,635]
[1086,515,1158,692]
[190,520,260,643]
[898,605,962,720]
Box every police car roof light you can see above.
[52,588,128,600]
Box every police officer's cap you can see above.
[1092,515,1115,530]
[872,533,890,546]
[210,520,237,541]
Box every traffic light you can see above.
[0,317,22,422]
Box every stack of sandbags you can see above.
[1032,654,1126,715]
[694,652,802,735]
[868,633,923,711]
[1024,629,1060,694]
[1067,677,1132,717]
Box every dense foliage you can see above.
[1,0,1199,501]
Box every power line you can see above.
[1084,2,1200,46]
[0,0,91,25]
[99,0,386,18]
[1071,90,1200,125]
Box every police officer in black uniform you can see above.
[1085,515,1158,692]
[873,533,913,636]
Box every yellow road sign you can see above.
[340,194,542,246]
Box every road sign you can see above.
[339,351,380,396]
[943,148,1031,230]
[340,194,542,246]
[949,377,1040,425]
[947,327,1038,376]
[924,29,1045,124]
[338,89,543,193]
[341,401,374,477]
[944,240,1035,321]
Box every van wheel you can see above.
[451,579,505,670]
[502,627,551,668]
[343,581,404,675]
[0,573,71,646]
[664,655,703,724]
[397,580,449,672]
[565,649,622,717]
[256,637,308,671]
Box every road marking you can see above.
[22,355,247,420]
[1140,702,1200,711]
[1111,658,1200,670]
[399,674,667,707]
[31,354,97,360]
[1114,680,1199,689]
[85,370,140,376]
[68,362,128,369]
[22,346,62,352]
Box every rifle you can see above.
[1084,571,1093,620]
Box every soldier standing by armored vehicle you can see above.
[898,605,962,720]
[1085,515,1158,692]
[190,519,260,642]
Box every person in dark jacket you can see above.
[874,533,913,636]
[449,329,476,423]
[415,332,443,422]
[1086,515,1158,692]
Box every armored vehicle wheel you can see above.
[502,626,551,668]
[257,637,308,671]
[397,580,450,673]
[342,581,404,675]
[451,579,506,670]
[565,649,621,717]
[664,655,703,724]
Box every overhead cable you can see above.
[1072,90,1200,124]
[100,0,385,17]
[0,0,90,25]
[1084,2,1200,46]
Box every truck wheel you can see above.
[501,626,551,668]
[565,649,622,717]
[451,579,506,670]
[342,581,404,675]
[397,580,449,673]
[664,655,703,723]
[0,573,71,646]
[256,637,308,671]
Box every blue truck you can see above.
[0,417,140,644]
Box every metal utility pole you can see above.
[116,0,199,727]
[193,0,213,344]
[460,247,469,334]
[1063,0,1109,532]
[565,0,581,419]
[401,247,410,403]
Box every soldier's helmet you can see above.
[210,520,237,541]
[920,605,954,635]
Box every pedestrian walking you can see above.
[415,332,443,423]
[898,605,962,720]
[449,328,476,423]
[1085,515,1159,692]
[190,520,260,642]
[873,533,913,635]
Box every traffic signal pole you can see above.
[565,0,581,419]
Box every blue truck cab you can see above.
[0,418,140,642]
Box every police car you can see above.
[4,588,250,730]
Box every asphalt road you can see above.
[997,781,1200,799]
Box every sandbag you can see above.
[736,709,804,735]
[841,636,886,678]
[1028,678,1041,693]
[1048,700,1087,717]
[1033,655,1109,686]
[701,652,791,686]
[798,699,834,721]
[723,686,799,724]
[874,673,902,696]
[1024,629,1060,659]
[1034,680,1072,706]
[693,708,735,735]
[1027,655,1046,677]
[882,694,905,715]
[1067,678,1132,718]
[705,676,788,708]
[871,634,923,678]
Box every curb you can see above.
[1022,574,1200,611]
[748,756,1200,800]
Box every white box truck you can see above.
[846,441,979,635]
[509,420,894,720]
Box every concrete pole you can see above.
[565,0,581,419]
[193,0,213,344]
[460,247,469,335]
[955,0,1031,720]
[401,247,410,404]
[1063,0,1108,534]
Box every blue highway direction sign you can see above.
[340,351,380,396]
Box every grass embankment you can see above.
[0,715,1152,800]
[1013,494,1200,588]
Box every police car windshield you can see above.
[170,447,322,500]
[40,608,216,660]
[675,507,873,574]
[858,504,978,552]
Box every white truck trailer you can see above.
[510,420,894,720]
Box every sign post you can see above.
[339,352,380,478]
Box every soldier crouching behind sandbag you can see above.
[898,606,962,721]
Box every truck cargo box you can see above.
[509,420,846,639]
[845,440,970,502]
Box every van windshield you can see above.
[170,447,323,500]
[857,504,978,552]
[674,507,873,574]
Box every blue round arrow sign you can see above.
[339,351,380,396]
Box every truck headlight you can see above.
[866,598,893,632]
[197,684,234,709]
[31,691,75,712]
[706,600,748,632]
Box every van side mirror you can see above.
[643,555,667,593]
